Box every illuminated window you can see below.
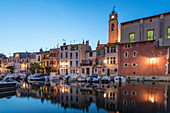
[130,33,135,43]
[148,30,154,41]
[168,28,170,38]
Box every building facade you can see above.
[60,41,91,75]
[50,48,60,74]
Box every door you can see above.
[66,69,68,75]
[107,69,110,76]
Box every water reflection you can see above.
[1,81,170,113]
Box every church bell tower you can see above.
[108,7,118,43]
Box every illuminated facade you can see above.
[118,41,170,77]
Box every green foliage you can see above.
[52,68,58,72]
[6,66,14,73]
[45,67,51,75]
[30,62,43,74]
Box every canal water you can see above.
[0,81,170,113]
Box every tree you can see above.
[6,66,14,73]
[30,62,43,74]
[45,67,51,75]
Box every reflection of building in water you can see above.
[95,85,118,112]
[17,82,119,112]
[60,83,90,111]
[117,84,168,113]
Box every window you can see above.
[70,61,72,67]
[47,61,49,67]
[124,44,131,49]
[124,63,128,67]
[73,69,75,74]
[113,57,116,64]
[102,69,105,73]
[168,28,170,38]
[114,68,117,75]
[136,43,139,47]
[95,69,97,73]
[66,52,68,58]
[133,51,137,57]
[131,91,136,96]
[57,53,59,57]
[111,46,116,53]
[76,52,78,59]
[111,24,114,31]
[70,53,72,59]
[76,88,78,94]
[89,52,93,57]
[61,53,63,58]
[148,30,154,41]
[158,51,162,56]
[124,52,128,58]
[107,58,109,64]
[107,47,109,53]
[130,33,135,43]
[76,60,78,67]
[131,100,135,107]
[132,63,137,67]
[110,57,113,64]
[123,90,128,95]
[123,100,127,105]
[82,68,84,74]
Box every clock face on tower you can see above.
[111,15,115,19]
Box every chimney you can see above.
[86,40,89,46]
[40,48,43,53]
[97,40,100,46]
[63,43,66,46]
[83,40,85,45]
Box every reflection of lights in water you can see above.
[22,83,26,88]
[104,93,106,98]
[149,97,154,103]
[17,93,20,97]
[62,88,64,93]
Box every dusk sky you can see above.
[0,0,170,56]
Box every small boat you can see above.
[114,76,126,83]
[100,76,111,83]
[28,74,49,81]
[45,75,61,81]
[63,74,79,82]
[86,74,100,83]
[0,73,7,80]
[76,75,87,82]
[3,73,23,82]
